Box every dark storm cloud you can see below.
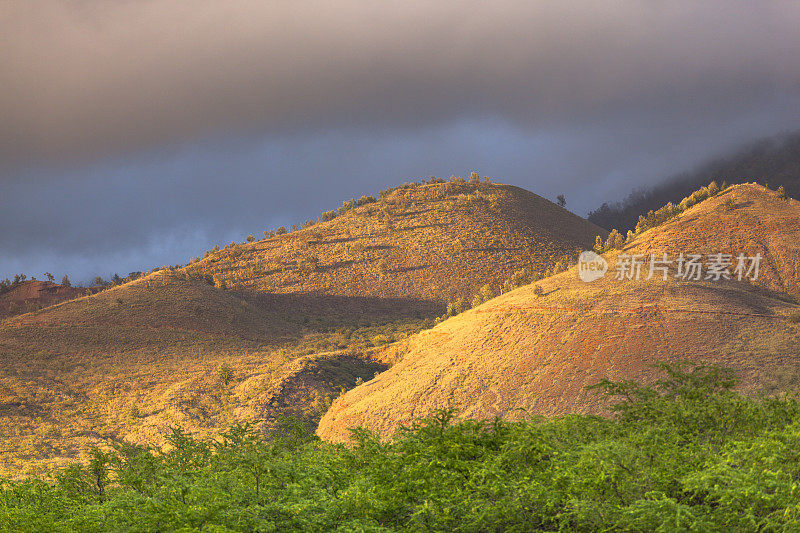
[3,1,800,172]
[4,1,800,282]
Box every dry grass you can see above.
[622,183,800,296]
[182,181,605,303]
[0,281,89,319]
[0,180,607,477]
[319,184,800,442]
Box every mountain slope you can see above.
[0,281,88,319]
[185,181,607,303]
[589,131,800,231]
[0,179,606,477]
[622,183,800,295]
[318,184,800,442]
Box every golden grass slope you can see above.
[184,181,607,303]
[0,270,421,477]
[0,180,606,477]
[0,281,88,319]
[318,184,800,442]
[624,183,800,295]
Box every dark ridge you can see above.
[589,131,800,231]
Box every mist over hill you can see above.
[589,131,800,231]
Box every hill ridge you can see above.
[317,183,800,442]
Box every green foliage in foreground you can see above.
[4,363,800,532]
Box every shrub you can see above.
[593,235,604,254]
[533,285,544,297]
[445,298,470,318]
[218,363,234,386]
[8,363,800,531]
[61,275,71,287]
[601,229,625,252]
[355,195,376,206]
[502,269,534,293]
[777,185,788,200]
[472,284,495,307]
[321,210,337,222]
[630,182,719,236]
[246,235,256,243]
[276,226,287,235]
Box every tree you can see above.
[219,364,234,386]
[246,235,256,243]
[61,275,71,287]
[777,185,788,200]
[603,229,625,251]
[472,284,495,307]
[557,194,566,208]
[594,236,604,254]
[44,272,55,282]
[93,276,106,287]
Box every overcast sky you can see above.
[3,1,800,283]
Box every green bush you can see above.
[5,363,800,531]
[471,284,495,307]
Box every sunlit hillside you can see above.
[0,179,605,477]
[184,180,606,303]
[318,184,800,442]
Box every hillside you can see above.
[318,183,800,442]
[589,131,800,231]
[0,179,605,477]
[0,281,88,319]
[621,183,800,295]
[184,180,606,303]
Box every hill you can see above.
[0,179,605,477]
[0,280,88,319]
[184,180,606,303]
[318,183,800,442]
[589,131,800,231]
[622,183,800,295]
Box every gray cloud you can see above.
[4,1,800,282]
[3,1,800,171]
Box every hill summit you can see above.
[183,180,607,304]
[0,177,606,477]
[318,183,800,442]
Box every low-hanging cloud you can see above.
[3,0,800,173]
